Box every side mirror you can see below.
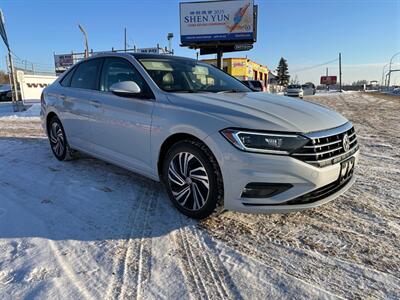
[110,81,141,97]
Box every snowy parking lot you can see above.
[0,92,399,299]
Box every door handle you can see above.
[59,94,66,100]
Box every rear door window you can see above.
[70,58,103,90]
[60,67,75,87]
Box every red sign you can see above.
[320,76,337,85]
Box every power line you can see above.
[10,51,54,67]
[291,58,339,73]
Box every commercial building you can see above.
[202,57,269,87]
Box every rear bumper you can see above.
[204,132,359,214]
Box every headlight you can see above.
[221,129,309,154]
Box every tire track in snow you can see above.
[203,215,400,299]
[190,226,243,300]
[173,216,242,300]
[105,186,158,300]
[173,227,209,299]
[120,189,158,300]
[104,184,147,299]
[47,240,95,300]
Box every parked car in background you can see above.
[284,84,304,98]
[241,80,265,92]
[41,53,359,219]
[302,82,316,96]
[0,84,11,101]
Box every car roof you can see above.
[90,52,196,62]
[130,53,197,62]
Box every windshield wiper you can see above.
[216,89,240,93]
[167,89,199,93]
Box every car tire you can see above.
[47,116,76,161]
[162,139,223,219]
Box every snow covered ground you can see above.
[0,93,399,299]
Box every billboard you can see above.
[180,0,255,45]
[54,53,86,75]
[54,54,74,68]
[320,76,337,85]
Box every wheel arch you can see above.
[46,111,58,135]
[157,133,221,182]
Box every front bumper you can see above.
[285,92,303,97]
[204,132,359,214]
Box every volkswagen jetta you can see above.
[41,53,359,218]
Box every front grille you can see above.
[291,123,359,167]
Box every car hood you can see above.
[166,92,348,133]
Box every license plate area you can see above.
[339,157,355,182]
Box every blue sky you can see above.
[1,0,399,84]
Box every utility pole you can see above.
[325,67,329,91]
[78,24,89,58]
[0,9,20,111]
[124,28,127,52]
[217,48,223,70]
[7,52,19,104]
[339,52,342,92]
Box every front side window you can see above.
[138,57,251,93]
[100,57,152,98]
[70,59,102,90]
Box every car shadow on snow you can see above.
[0,137,198,241]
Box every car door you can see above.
[90,56,155,175]
[59,58,103,150]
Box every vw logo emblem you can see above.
[342,134,350,152]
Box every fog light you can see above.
[241,183,293,198]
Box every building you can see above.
[201,57,269,88]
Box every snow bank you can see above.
[0,103,40,120]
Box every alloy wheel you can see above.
[167,152,210,211]
[49,122,65,158]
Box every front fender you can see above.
[150,102,232,180]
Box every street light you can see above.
[387,51,400,88]
[78,24,89,58]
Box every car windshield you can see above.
[287,85,301,89]
[138,57,251,93]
